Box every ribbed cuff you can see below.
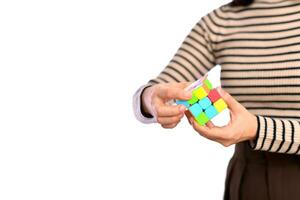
[248,113,300,154]
[249,115,263,150]
[249,116,260,149]
[132,84,156,124]
[249,115,298,154]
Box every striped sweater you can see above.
[133,0,300,155]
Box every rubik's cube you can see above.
[176,78,228,126]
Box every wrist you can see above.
[248,114,258,141]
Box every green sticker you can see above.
[195,112,209,126]
[204,79,213,90]
[187,94,198,105]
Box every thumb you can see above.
[177,82,192,89]
[161,86,192,100]
[168,82,191,90]
[217,87,241,111]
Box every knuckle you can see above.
[162,124,172,129]
[151,87,158,98]
[233,135,240,143]
[150,101,156,109]
[226,131,234,139]
[197,131,204,136]
[157,117,163,124]
[176,115,182,122]
[222,142,232,147]
[165,89,172,98]
[152,105,159,117]
[153,85,162,96]
[161,124,167,129]
[156,106,162,115]
[172,115,180,122]
[170,124,177,128]
[168,117,180,125]
[155,84,162,91]
[196,129,205,136]
[229,132,239,142]
[150,93,156,102]
[192,123,198,131]
[170,122,178,128]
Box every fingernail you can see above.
[180,106,186,112]
[184,91,192,98]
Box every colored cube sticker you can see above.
[193,86,208,99]
[176,100,190,108]
[202,83,210,94]
[195,112,209,126]
[214,99,228,113]
[208,89,221,103]
[204,79,213,90]
[198,97,211,110]
[205,105,218,119]
[188,94,198,105]
[189,103,202,117]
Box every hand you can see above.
[186,87,258,147]
[141,82,192,129]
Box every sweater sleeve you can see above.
[250,116,300,155]
[133,15,218,123]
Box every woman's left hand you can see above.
[186,87,258,147]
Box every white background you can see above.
[0,0,233,199]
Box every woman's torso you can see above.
[212,0,300,118]
[212,1,300,199]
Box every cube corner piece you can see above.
[204,79,213,90]
[211,108,230,127]
[193,87,208,100]
[187,94,198,105]
[214,98,228,113]
[195,112,209,126]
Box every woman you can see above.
[133,0,300,199]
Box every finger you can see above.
[190,118,210,135]
[186,113,213,129]
[159,86,192,100]
[206,121,215,129]
[191,118,224,140]
[156,103,186,117]
[217,87,241,111]
[169,82,191,89]
[189,118,233,145]
[211,139,231,147]
[184,110,193,124]
[157,114,184,125]
[162,122,179,129]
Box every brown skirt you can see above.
[224,142,300,200]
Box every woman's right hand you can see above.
[141,82,192,129]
